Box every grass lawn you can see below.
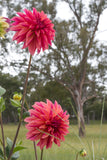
[1,123,107,160]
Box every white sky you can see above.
[55,1,107,91]
[2,0,107,78]
[56,1,107,44]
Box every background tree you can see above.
[0,0,107,137]
[31,0,107,137]
[30,81,73,115]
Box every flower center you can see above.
[46,119,60,131]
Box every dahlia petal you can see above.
[21,22,28,27]
[40,11,47,20]
[37,49,41,54]
[11,16,24,22]
[16,36,25,43]
[39,124,46,129]
[33,8,38,17]
[25,17,34,24]
[22,42,27,49]
[27,132,42,141]
[35,30,40,37]
[26,30,34,46]
[12,32,20,41]
[46,99,53,108]
[24,8,34,19]
[17,12,25,18]
[10,25,22,31]
[18,27,29,36]
[46,136,53,149]
[41,133,49,139]
[28,38,37,55]
[54,138,60,146]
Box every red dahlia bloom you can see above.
[24,99,69,149]
[11,8,55,55]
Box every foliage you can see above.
[0,137,26,160]
[0,72,22,122]
[30,81,73,114]
[0,86,6,112]
[84,98,107,120]
[0,86,6,97]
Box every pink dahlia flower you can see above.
[24,99,69,149]
[11,8,55,55]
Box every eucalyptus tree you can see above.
[0,0,107,137]
[31,0,107,137]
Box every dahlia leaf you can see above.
[0,86,6,97]
[0,147,4,160]
[13,146,26,153]
[10,99,21,108]
[0,97,5,112]
[6,137,13,150]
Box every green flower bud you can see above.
[13,93,22,101]
[80,149,87,157]
[0,16,10,38]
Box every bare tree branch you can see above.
[82,94,97,105]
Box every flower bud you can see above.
[13,93,22,101]
[80,149,87,157]
[0,16,10,38]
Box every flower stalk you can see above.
[8,54,32,160]
[0,112,6,159]
[40,148,44,160]
[33,141,38,160]
[76,153,79,160]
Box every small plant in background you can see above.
[0,86,6,160]
[76,149,87,160]
[0,87,26,160]
[0,137,26,160]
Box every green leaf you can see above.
[16,140,22,146]
[5,146,10,158]
[0,148,3,158]
[11,151,20,159]
[0,97,5,112]
[13,146,26,153]
[23,111,30,119]
[0,155,4,160]
[0,86,6,97]
[6,137,13,150]
[10,99,21,108]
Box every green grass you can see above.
[1,123,107,160]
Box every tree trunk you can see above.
[74,89,85,137]
[77,107,85,137]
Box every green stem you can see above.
[33,141,38,160]
[98,95,105,157]
[76,153,79,160]
[8,54,32,160]
[40,148,44,160]
[0,112,6,159]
